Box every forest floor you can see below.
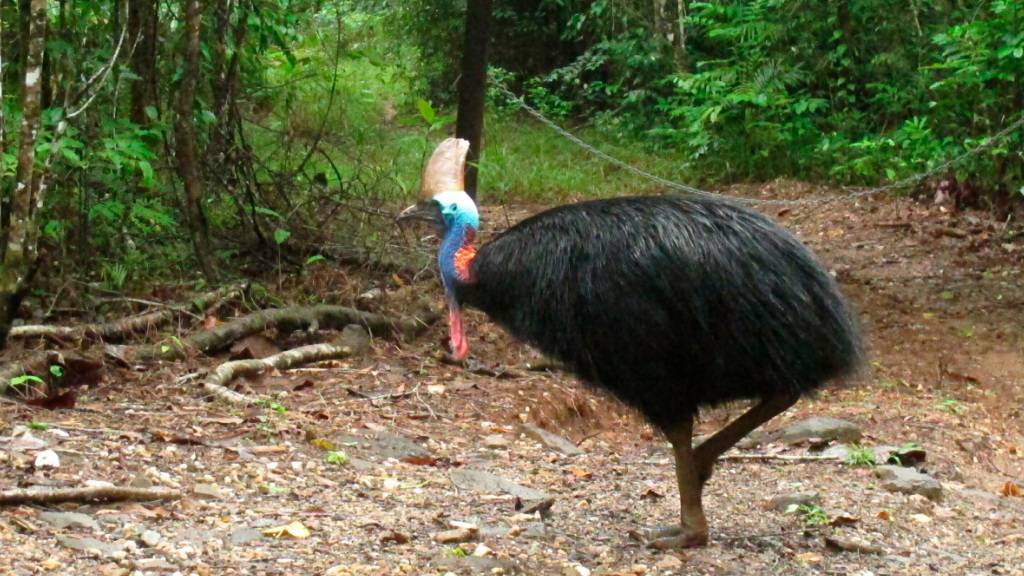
[1,184,1023,575]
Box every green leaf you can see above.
[273,228,291,245]
[255,206,283,220]
[305,254,326,265]
[415,99,436,125]
[49,365,64,378]
[9,374,45,388]
[325,450,348,465]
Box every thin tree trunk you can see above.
[454,0,493,201]
[0,0,47,350]
[173,0,216,281]
[128,0,158,125]
[674,0,688,72]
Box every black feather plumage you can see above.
[457,195,862,430]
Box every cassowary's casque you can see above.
[398,138,862,548]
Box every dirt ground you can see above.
[1,185,1023,575]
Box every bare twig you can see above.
[0,485,181,506]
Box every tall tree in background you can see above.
[128,0,158,126]
[0,0,47,349]
[173,0,216,280]
[455,0,493,200]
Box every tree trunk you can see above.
[173,0,216,281]
[0,0,47,350]
[128,0,158,125]
[454,0,493,201]
[674,0,688,73]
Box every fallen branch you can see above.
[10,284,246,344]
[140,302,439,361]
[719,453,839,463]
[0,485,181,506]
[201,324,371,405]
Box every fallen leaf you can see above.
[829,514,859,527]
[261,521,311,539]
[401,455,438,466]
[380,530,410,545]
[1001,481,1022,498]
[310,438,334,451]
[639,487,663,500]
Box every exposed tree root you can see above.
[201,324,371,405]
[138,301,439,362]
[9,284,246,344]
[0,485,181,506]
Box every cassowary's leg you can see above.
[693,391,800,484]
[649,415,709,549]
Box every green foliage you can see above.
[786,503,830,526]
[325,450,349,465]
[28,422,51,431]
[7,375,45,389]
[845,444,877,467]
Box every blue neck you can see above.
[439,221,471,298]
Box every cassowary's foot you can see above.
[645,525,709,550]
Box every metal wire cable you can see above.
[492,82,1024,207]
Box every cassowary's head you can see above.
[397,138,479,360]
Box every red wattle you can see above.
[448,307,469,361]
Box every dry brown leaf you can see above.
[1000,481,1022,497]
[261,521,311,539]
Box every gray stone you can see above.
[736,430,770,450]
[768,491,822,512]
[520,522,549,540]
[333,431,430,462]
[779,417,862,444]
[56,536,126,558]
[520,424,584,456]
[450,469,550,500]
[875,465,943,500]
[193,483,228,500]
[226,526,264,546]
[433,555,521,575]
[482,434,509,449]
[38,511,100,531]
[139,530,162,548]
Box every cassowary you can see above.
[398,138,862,548]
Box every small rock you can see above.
[482,434,509,449]
[909,513,932,524]
[875,465,943,500]
[780,417,862,445]
[193,483,227,500]
[8,431,48,451]
[736,430,769,450]
[520,424,584,456]
[140,530,162,547]
[655,555,683,571]
[56,536,126,558]
[226,527,263,546]
[520,522,548,540]
[38,511,100,531]
[564,563,590,576]
[133,557,178,571]
[433,555,519,575]
[433,526,478,544]
[825,534,884,555]
[450,469,550,500]
[471,543,492,557]
[768,491,821,511]
[34,449,60,469]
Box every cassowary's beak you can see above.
[396,201,442,227]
